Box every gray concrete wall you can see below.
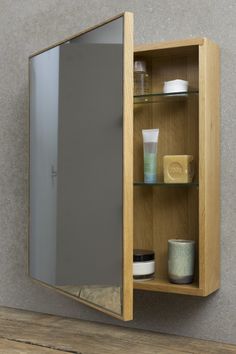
[0,0,235,344]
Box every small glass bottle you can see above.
[134,60,150,95]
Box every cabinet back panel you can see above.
[134,45,199,284]
[133,188,153,251]
[153,188,199,280]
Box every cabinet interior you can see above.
[133,45,201,294]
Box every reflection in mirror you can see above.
[29,17,124,316]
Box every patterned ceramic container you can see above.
[168,239,195,284]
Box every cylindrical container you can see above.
[142,129,159,184]
[134,60,150,95]
[168,239,195,284]
[133,249,155,281]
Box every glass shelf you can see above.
[134,182,199,188]
[134,90,199,104]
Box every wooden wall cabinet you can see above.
[133,38,220,297]
[29,12,220,321]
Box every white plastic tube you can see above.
[142,129,159,183]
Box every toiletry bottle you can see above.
[134,60,150,95]
[142,129,159,183]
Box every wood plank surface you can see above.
[122,11,134,321]
[0,338,71,353]
[199,38,220,295]
[134,38,204,53]
[134,278,203,295]
[0,307,235,354]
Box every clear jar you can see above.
[134,60,150,95]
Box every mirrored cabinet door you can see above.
[29,13,133,321]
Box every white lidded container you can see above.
[133,249,155,281]
[163,79,188,94]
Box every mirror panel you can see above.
[29,14,133,319]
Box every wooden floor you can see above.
[0,307,235,353]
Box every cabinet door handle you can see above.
[51,165,57,178]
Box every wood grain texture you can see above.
[134,38,203,53]
[134,278,203,295]
[134,45,200,295]
[0,307,235,354]
[134,100,153,251]
[134,38,220,296]
[199,39,220,295]
[0,338,69,353]
[122,11,134,321]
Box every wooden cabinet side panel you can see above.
[199,40,220,295]
[122,12,133,321]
